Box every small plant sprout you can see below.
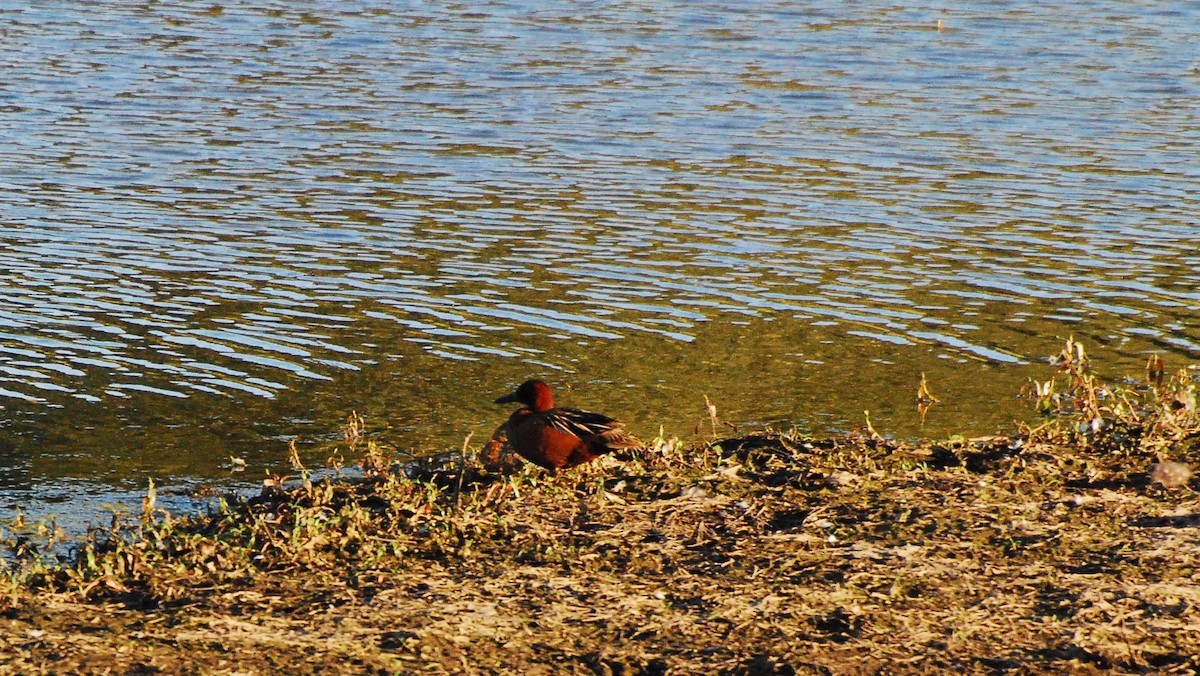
[325,447,345,472]
[454,431,474,508]
[704,395,720,436]
[358,440,392,479]
[863,410,884,442]
[916,372,939,423]
[1026,378,1057,414]
[1146,354,1166,390]
[141,478,157,521]
[916,372,939,404]
[1051,337,1104,420]
[1168,369,1197,412]
[287,436,305,472]
[1056,336,1090,372]
[344,411,365,446]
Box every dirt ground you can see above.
[2,347,1199,674]
[2,409,1199,675]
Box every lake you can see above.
[1,1,1198,531]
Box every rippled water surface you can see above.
[2,1,1199,528]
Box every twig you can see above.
[454,431,473,509]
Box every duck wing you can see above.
[545,407,627,440]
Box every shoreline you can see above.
[2,353,1199,674]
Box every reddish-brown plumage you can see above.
[493,380,638,470]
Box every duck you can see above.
[493,379,639,470]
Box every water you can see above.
[1,1,1198,532]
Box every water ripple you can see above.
[0,0,1197,500]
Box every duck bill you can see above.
[493,391,520,404]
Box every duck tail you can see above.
[592,429,641,454]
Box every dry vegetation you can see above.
[1,340,1199,674]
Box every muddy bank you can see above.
[2,350,1199,674]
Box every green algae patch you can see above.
[2,347,1200,674]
